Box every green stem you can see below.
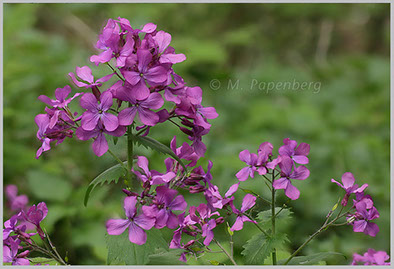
[107,149,126,169]
[271,170,277,265]
[213,239,237,266]
[127,126,133,172]
[244,213,271,238]
[283,207,351,265]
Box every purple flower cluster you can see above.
[352,249,390,265]
[35,17,217,158]
[331,172,380,237]
[3,185,49,266]
[236,138,310,200]
[106,135,258,261]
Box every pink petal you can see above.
[353,220,368,233]
[144,66,168,84]
[123,70,141,86]
[273,177,289,190]
[99,91,114,111]
[134,213,155,231]
[137,108,159,126]
[76,66,94,84]
[230,216,244,231]
[241,194,256,212]
[128,222,147,245]
[236,167,251,182]
[92,132,108,157]
[341,172,355,189]
[80,92,98,110]
[81,112,100,131]
[160,53,186,64]
[118,107,137,126]
[285,183,300,200]
[106,219,130,235]
[101,113,119,132]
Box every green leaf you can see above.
[209,260,220,265]
[27,171,72,202]
[147,249,186,265]
[29,257,59,265]
[132,135,187,173]
[106,229,169,265]
[257,208,293,231]
[241,233,288,265]
[84,162,127,206]
[278,252,346,265]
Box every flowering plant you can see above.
[3,17,389,266]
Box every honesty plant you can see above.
[3,17,389,266]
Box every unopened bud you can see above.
[180,127,194,136]
[215,217,225,225]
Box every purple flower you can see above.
[80,91,119,132]
[121,49,168,100]
[132,156,176,185]
[236,149,259,181]
[169,136,199,167]
[273,156,309,200]
[117,87,164,127]
[331,172,368,206]
[106,196,155,245]
[189,203,220,246]
[169,213,196,249]
[75,123,126,157]
[278,138,310,164]
[69,66,114,89]
[230,194,256,231]
[3,238,30,265]
[5,185,28,212]
[21,202,48,238]
[34,114,52,158]
[352,201,379,237]
[142,186,187,229]
[352,249,390,265]
[90,19,121,66]
[38,85,82,109]
[153,31,186,64]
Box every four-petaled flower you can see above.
[278,138,310,164]
[106,196,155,245]
[80,91,119,132]
[230,194,257,231]
[142,186,187,229]
[352,201,379,237]
[331,172,368,206]
[273,156,310,200]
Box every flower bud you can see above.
[17,250,30,258]
[215,217,225,225]
[189,185,206,193]
[180,127,194,136]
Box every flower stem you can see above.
[283,207,350,265]
[213,239,237,266]
[107,148,127,170]
[127,126,133,173]
[271,170,277,265]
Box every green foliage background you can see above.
[3,3,390,265]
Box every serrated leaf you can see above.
[147,248,186,265]
[132,135,187,173]
[257,208,292,230]
[84,162,127,206]
[106,229,169,265]
[29,257,59,265]
[279,252,346,265]
[241,233,288,265]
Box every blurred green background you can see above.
[3,3,390,265]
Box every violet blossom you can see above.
[117,87,164,127]
[80,91,119,132]
[3,238,30,266]
[273,156,310,200]
[351,201,379,237]
[38,85,82,109]
[142,186,187,229]
[278,138,310,164]
[132,156,176,185]
[352,249,390,265]
[106,196,155,245]
[69,66,114,89]
[5,185,28,212]
[331,172,368,207]
[230,194,256,231]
